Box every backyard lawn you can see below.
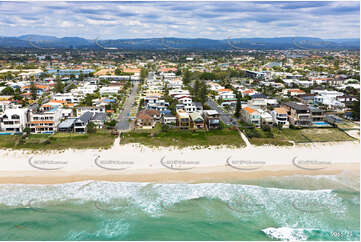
[243,127,356,146]
[0,130,116,150]
[120,125,246,148]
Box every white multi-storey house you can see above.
[0,108,28,133]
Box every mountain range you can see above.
[0,35,359,50]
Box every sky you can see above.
[0,1,359,39]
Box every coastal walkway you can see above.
[236,127,252,147]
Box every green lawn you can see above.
[120,126,246,148]
[242,127,355,146]
[0,130,116,150]
[300,128,355,142]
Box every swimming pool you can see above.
[312,121,329,126]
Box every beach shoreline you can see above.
[0,139,359,184]
[0,163,358,184]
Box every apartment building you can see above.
[28,106,62,134]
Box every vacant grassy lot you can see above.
[120,127,246,148]
[300,128,355,142]
[0,130,116,150]
[242,127,355,146]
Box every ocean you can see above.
[0,172,359,241]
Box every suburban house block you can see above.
[282,102,311,127]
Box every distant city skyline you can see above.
[0,1,359,39]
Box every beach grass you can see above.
[120,126,246,148]
[243,127,355,146]
[0,130,116,150]
[300,128,355,142]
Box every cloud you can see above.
[0,1,359,39]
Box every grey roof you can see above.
[309,106,323,112]
[58,118,76,129]
[78,111,94,123]
[92,112,107,121]
[162,113,175,117]
[250,93,267,99]
[284,102,309,111]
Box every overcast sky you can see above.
[0,1,359,39]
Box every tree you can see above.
[115,68,122,75]
[193,80,200,98]
[0,86,14,95]
[55,78,64,93]
[235,92,241,118]
[351,99,360,121]
[140,68,148,82]
[82,94,97,106]
[30,82,37,100]
[87,122,96,133]
[182,69,191,86]
[199,83,208,105]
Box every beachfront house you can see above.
[241,107,261,128]
[281,102,311,127]
[28,105,62,134]
[189,112,205,129]
[161,113,176,125]
[74,111,93,133]
[136,110,161,128]
[176,109,191,129]
[271,107,289,128]
[202,110,221,129]
[0,108,28,133]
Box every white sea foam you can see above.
[262,227,312,241]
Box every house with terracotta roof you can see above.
[241,89,257,97]
[136,109,161,128]
[241,106,261,128]
[21,84,51,96]
[282,89,306,97]
[215,89,236,101]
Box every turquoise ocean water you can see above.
[0,172,359,241]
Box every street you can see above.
[206,99,238,126]
[115,81,139,130]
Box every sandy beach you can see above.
[0,138,359,184]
